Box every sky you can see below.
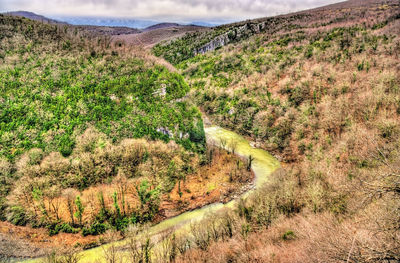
[0,0,343,24]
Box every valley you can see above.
[0,14,252,259]
[0,0,399,262]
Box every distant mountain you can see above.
[189,21,219,27]
[4,11,68,25]
[50,16,159,29]
[143,23,182,31]
[3,11,215,36]
[114,24,208,47]
[47,15,219,29]
[75,25,142,35]
[4,11,219,30]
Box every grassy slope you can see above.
[151,0,400,262]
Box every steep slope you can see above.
[149,0,400,262]
[0,15,206,161]
[153,0,400,64]
[0,14,257,259]
[155,0,400,161]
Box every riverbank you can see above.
[23,126,279,262]
[3,133,254,261]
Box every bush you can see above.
[82,222,109,236]
[6,206,28,226]
[48,222,79,236]
[282,230,296,240]
[379,122,398,140]
[304,46,313,58]
[112,217,130,231]
[189,120,206,144]
[289,84,311,107]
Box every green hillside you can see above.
[0,14,205,162]
[1,0,400,261]
[0,15,206,230]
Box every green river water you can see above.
[25,126,280,262]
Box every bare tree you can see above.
[102,245,121,263]
[247,155,255,171]
[228,139,238,155]
[46,186,62,221]
[63,188,78,225]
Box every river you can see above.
[25,126,280,262]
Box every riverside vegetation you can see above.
[1,0,400,262]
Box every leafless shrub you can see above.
[41,248,82,263]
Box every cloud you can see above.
[0,0,342,22]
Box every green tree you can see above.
[112,192,121,218]
[135,180,160,221]
[74,196,84,226]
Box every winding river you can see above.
[26,126,280,262]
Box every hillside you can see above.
[155,0,400,161]
[113,25,208,48]
[0,14,255,258]
[151,0,400,262]
[0,14,206,161]
[4,11,68,25]
[153,0,400,64]
[0,0,400,262]
[143,23,182,31]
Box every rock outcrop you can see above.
[195,22,268,55]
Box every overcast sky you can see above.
[0,0,343,23]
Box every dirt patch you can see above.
[160,150,254,218]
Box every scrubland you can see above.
[1,0,400,262]
[0,14,251,258]
[151,1,400,262]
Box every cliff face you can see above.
[193,12,313,56]
[194,20,278,55]
[153,11,310,64]
[195,34,230,54]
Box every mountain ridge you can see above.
[4,11,68,25]
[3,11,207,37]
